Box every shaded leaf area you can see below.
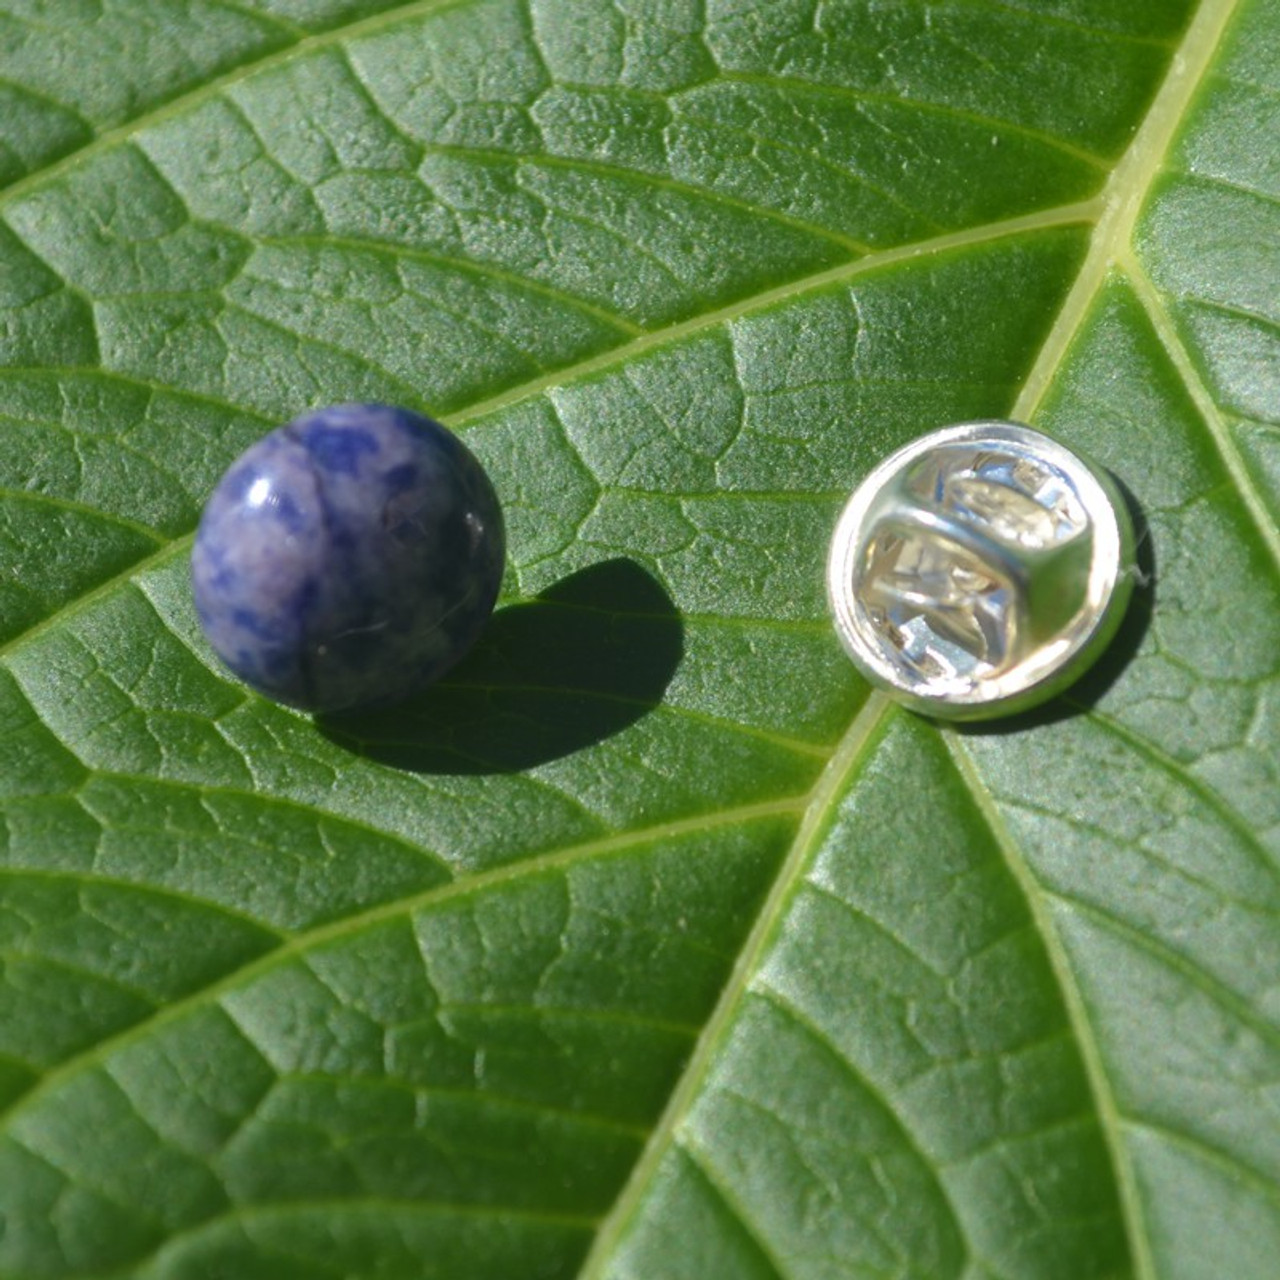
[319,557,688,773]
[0,0,1276,1278]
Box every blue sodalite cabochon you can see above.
[191,404,505,714]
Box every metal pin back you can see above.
[827,421,1136,720]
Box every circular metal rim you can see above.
[826,421,1136,720]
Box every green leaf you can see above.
[0,0,1275,1276]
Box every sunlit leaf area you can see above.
[0,0,1275,1276]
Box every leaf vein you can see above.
[943,732,1156,1280]
[576,694,894,1277]
[709,72,1113,170]
[0,0,476,210]
[1042,885,1280,1053]
[1122,258,1280,575]
[254,232,643,336]
[0,797,802,1135]
[677,1140,793,1280]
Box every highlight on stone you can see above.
[191,404,505,714]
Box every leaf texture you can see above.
[0,0,1275,1277]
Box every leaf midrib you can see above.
[577,693,897,1279]
[578,2,1252,1274]
[1011,0,1244,425]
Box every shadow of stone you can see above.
[955,476,1155,736]
[318,557,683,773]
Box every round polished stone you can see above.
[827,421,1135,720]
[192,404,505,714]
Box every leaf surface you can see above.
[0,0,1275,1277]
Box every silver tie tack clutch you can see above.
[827,421,1136,721]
